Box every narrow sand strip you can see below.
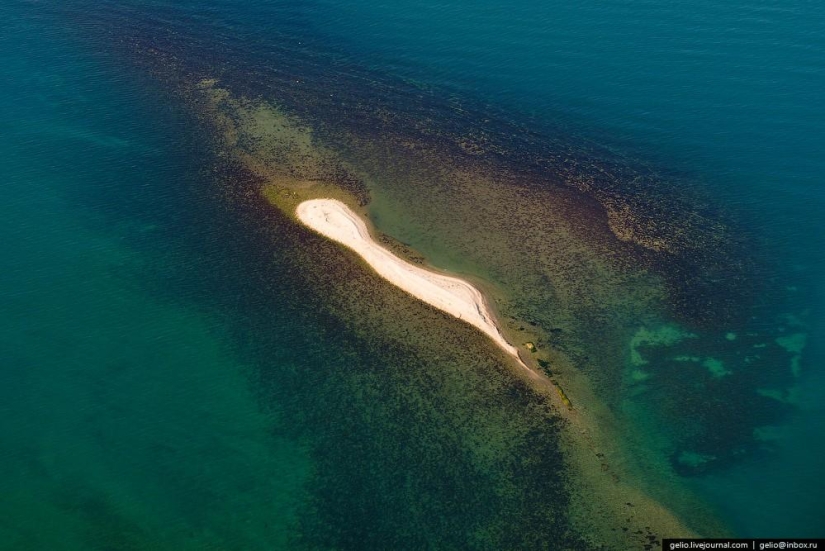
[296,199,528,369]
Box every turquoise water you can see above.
[0,9,310,548]
[2,0,823,545]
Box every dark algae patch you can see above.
[46,0,812,545]
[627,320,807,477]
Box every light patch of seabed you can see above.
[776,332,807,378]
[629,324,695,368]
[366,190,500,284]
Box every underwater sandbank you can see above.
[296,199,528,369]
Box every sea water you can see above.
[2,0,823,544]
[308,0,825,535]
[0,6,311,549]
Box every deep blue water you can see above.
[2,0,823,544]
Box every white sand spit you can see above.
[296,199,528,368]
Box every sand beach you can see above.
[296,199,528,369]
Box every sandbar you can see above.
[296,199,527,368]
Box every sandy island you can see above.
[296,199,529,370]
